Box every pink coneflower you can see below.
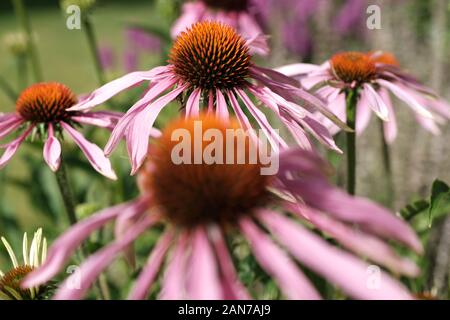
[0,82,118,179]
[24,115,421,300]
[171,0,268,54]
[277,51,450,142]
[69,21,346,174]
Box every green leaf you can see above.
[428,179,450,227]
[400,199,429,221]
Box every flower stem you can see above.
[12,0,43,82]
[54,159,78,225]
[82,17,106,86]
[0,76,18,102]
[54,158,110,300]
[345,89,358,195]
[378,118,394,207]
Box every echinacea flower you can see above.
[171,0,268,54]
[277,51,450,143]
[0,228,50,300]
[0,82,119,179]
[24,115,421,300]
[70,21,346,174]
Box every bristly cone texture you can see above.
[331,52,376,84]
[139,115,272,228]
[169,21,251,90]
[16,82,77,123]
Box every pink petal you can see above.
[209,226,250,299]
[279,175,423,253]
[0,125,33,169]
[363,84,389,121]
[127,84,188,174]
[128,230,173,300]
[114,196,154,268]
[160,232,190,300]
[415,113,441,135]
[378,79,434,119]
[260,211,414,300]
[215,89,229,120]
[170,2,205,38]
[68,67,170,111]
[185,87,201,118]
[61,122,117,180]
[187,227,222,300]
[288,204,419,277]
[71,111,124,130]
[355,93,372,135]
[239,218,321,300]
[236,88,288,152]
[298,114,342,153]
[275,63,322,77]
[43,123,61,172]
[0,116,24,140]
[104,77,178,156]
[53,215,157,300]
[23,197,149,288]
[379,89,397,143]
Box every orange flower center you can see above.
[169,21,251,90]
[16,82,77,123]
[330,52,377,84]
[139,114,272,228]
[202,0,249,11]
[368,51,400,67]
[0,265,34,300]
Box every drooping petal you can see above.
[114,196,155,268]
[43,123,61,172]
[186,227,222,300]
[104,76,179,156]
[275,63,323,77]
[0,125,33,169]
[236,88,287,152]
[23,198,149,288]
[160,232,190,300]
[61,122,117,180]
[279,175,422,253]
[297,114,342,153]
[379,89,397,143]
[0,116,24,140]
[355,93,372,135]
[209,226,250,300]
[260,211,413,300]
[170,2,206,38]
[239,218,321,300]
[127,84,188,174]
[363,84,389,121]
[415,113,441,135]
[68,67,170,111]
[53,215,158,300]
[71,111,124,130]
[128,230,174,300]
[378,79,434,119]
[185,87,201,118]
[215,89,229,120]
[288,204,419,277]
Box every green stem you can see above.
[82,17,106,86]
[54,160,78,225]
[54,159,110,299]
[17,54,28,90]
[0,76,18,102]
[12,0,43,82]
[378,118,394,207]
[345,89,358,195]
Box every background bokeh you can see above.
[0,0,449,299]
